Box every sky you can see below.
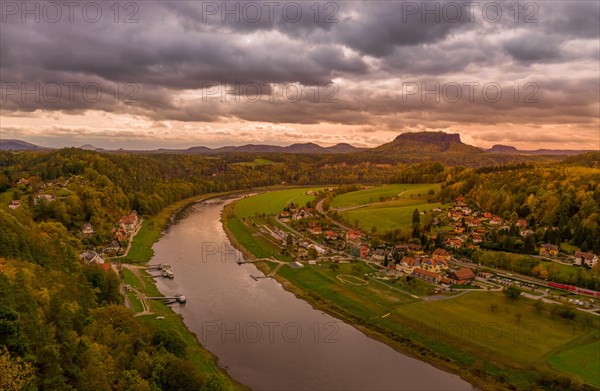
[1,1,599,150]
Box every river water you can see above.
[153,197,473,391]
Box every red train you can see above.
[547,281,600,298]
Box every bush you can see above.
[503,285,521,301]
[151,330,187,358]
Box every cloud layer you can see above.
[1,1,598,149]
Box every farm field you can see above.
[277,264,600,386]
[393,292,600,381]
[276,262,418,320]
[331,183,440,208]
[340,200,445,232]
[548,339,600,386]
[235,187,324,218]
[232,158,279,167]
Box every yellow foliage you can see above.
[0,347,34,391]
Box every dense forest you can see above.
[440,154,600,255]
[0,149,599,389]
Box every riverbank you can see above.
[116,190,249,390]
[221,199,600,391]
[220,203,492,391]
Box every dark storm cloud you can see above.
[333,1,474,57]
[502,33,562,63]
[0,0,598,141]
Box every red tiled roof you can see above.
[453,268,475,280]
[413,268,441,279]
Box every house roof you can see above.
[120,214,137,224]
[401,256,420,266]
[574,252,597,260]
[452,268,475,280]
[413,268,441,279]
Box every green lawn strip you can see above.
[277,263,416,321]
[232,158,279,167]
[125,290,144,313]
[137,311,241,389]
[121,267,144,290]
[560,241,580,254]
[226,217,283,260]
[1,189,18,206]
[548,338,600,387]
[331,183,440,208]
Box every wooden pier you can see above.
[146,294,186,304]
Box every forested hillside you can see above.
[441,154,600,255]
[1,149,598,389]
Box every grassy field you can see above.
[276,263,600,388]
[340,199,445,232]
[277,262,418,320]
[226,216,286,261]
[394,292,597,366]
[331,183,440,208]
[234,187,323,218]
[560,241,580,254]
[225,203,600,389]
[232,158,279,167]
[548,339,600,386]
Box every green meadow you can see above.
[548,339,600,386]
[274,263,600,388]
[331,183,440,208]
[234,187,323,218]
[340,199,445,232]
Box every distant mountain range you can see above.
[485,144,596,156]
[0,133,594,156]
[158,142,365,155]
[0,139,52,151]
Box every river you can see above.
[153,197,474,391]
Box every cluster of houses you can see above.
[439,198,599,269]
[442,197,515,248]
[539,244,598,268]
[283,209,478,287]
[79,210,141,265]
[393,248,475,286]
[279,206,316,222]
[113,210,140,246]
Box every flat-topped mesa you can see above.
[487,144,519,154]
[393,131,462,145]
[374,131,481,154]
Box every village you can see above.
[269,194,599,298]
[9,175,149,270]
